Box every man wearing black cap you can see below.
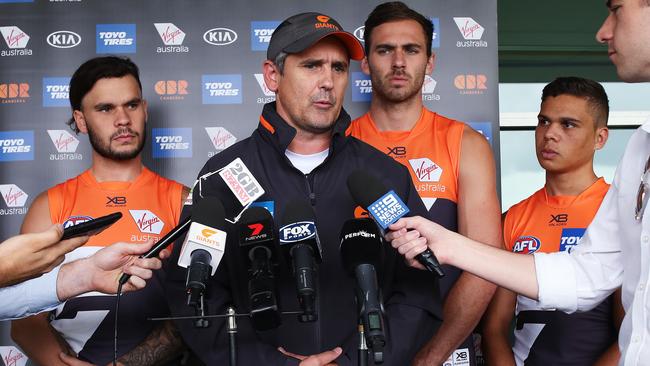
[160,12,439,366]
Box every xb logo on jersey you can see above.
[387,146,406,157]
[549,213,568,226]
[512,235,541,254]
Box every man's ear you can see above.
[594,127,609,150]
[263,60,280,93]
[73,110,88,134]
[361,57,370,75]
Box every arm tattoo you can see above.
[118,320,184,366]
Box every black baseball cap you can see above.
[267,12,364,61]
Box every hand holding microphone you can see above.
[346,170,444,278]
[386,216,457,271]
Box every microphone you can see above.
[278,200,323,322]
[237,206,281,330]
[340,218,386,363]
[347,170,445,278]
[118,215,192,285]
[177,196,227,307]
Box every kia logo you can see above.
[203,27,237,45]
[47,31,81,48]
[354,26,365,42]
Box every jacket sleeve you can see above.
[0,266,61,320]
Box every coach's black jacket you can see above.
[165,102,442,365]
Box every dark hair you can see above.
[67,56,142,133]
[364,1,433,57]
[541,77,609,128]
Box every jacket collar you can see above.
[257,101,352,153]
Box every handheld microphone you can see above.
[177,196,227,307]
[118,215,192,285]
[340,218,386,363]
[347,170,445,278]
[279,200,323,322]
[238,206,281,330]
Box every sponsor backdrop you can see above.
[0,0,497,364]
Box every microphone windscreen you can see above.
[280,199,315,226]
[347,170,387,208]
[193,196,225,229]
[339,218,383,274]
[240,206,272,224]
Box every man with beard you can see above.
[348,2,501,365]
[11,56,189,366]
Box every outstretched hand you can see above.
[387,216,454,269]
[0,224,88,287]
[89,239,162,293]
[56,239,162,301]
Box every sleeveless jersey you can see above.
[503,178,616,365]
[47,168,184,364]
[350,108,474,365]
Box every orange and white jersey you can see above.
[349,108,464,211]
[503,178,609,255]
[45,168,184,364]
[503,178,615,365]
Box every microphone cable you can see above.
[113,281,124,366]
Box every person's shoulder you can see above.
[347,112,372,134]
[347,136,404,170]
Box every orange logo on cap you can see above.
[317,15,330,23]
[354,206,369,219]
[202,228,217,237]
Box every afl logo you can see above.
[354,26,365,42]
[47,31,81,49]
[63,215,93,228]
[203,28,238,45]
[512,235,541,254]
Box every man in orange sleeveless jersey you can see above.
[482,77,623,366]
[11,57,189,366]
[348,2,502,365]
